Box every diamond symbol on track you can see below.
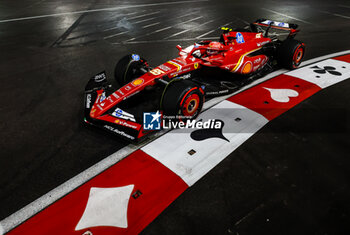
[75,185,134,230]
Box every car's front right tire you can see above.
[161,80,204,120]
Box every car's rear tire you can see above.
[162,80,204,120]
[277,39,305,69]
[114,54,148,86]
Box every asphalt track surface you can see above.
[0,0,349,234]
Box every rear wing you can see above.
[252,18,300,38]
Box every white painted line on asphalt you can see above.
[333,13,350,19]
[0,0,209,23]
[103,13,160,32]
[134,17,157,24]
[125,11,144,16]
[122,14,202,42]
[317,9,350,20]
[196,21,232,39]
[338,4,350,9]
[103,26,119,32]
[142,22,161,28]
[154,26,172,33]
[115,36,219,44]
[128,11,161,20]
[196,29,215,39]
[164,19,215,39]
[104,31,128,39]
[98,10,147,28]
[261,8,313,24]
[2,49,350,234]
[0,139,165,234]
[154,15,203,35]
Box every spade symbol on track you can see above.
[190,120,229,142]
[311,66,342,76]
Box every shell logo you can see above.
[132,78,144,86]
[242,62,252,74]
[194,63,199,69]
[115,119,120,124]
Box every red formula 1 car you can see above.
[84,19,305,141]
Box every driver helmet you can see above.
[207,41,223,55]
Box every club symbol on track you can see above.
[190,119,229,142]
[311,65,342,76]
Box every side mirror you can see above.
[176,45,182,51]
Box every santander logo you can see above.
[263,87,299,103]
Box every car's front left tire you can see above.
[114,54,149,86]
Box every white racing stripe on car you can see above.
[2,50,350,234]
[142,101,269,186]
[285,59,350,88]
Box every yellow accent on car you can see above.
[167,61,181,71]
[231,48,260,72]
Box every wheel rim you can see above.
[293,46,304,66]
[182,94,200,117]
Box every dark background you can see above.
[0,0,349,234]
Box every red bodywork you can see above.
[90,32,271,130]
[87,21,300,140]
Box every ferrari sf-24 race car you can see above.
[84,19,306,141]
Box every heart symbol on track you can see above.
[263,87,299,103]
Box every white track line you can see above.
[134,17,157,24]
[115,36,219,44]
[104,31,128,39]
[165,19,215,39]
[103,12,160,32]
[196,21,232,39]
[261,8,313,24]
[127,11,161,20]
[2,49,350,234]
[97,10,145,28]
[196,29,216,39]
[0,0,209,23]
[338,4,350,9]
[154,26,172,33]
[124,16,203,42]
[317,9,350,20]
[142,22,161,28]
[333,13,350,19]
